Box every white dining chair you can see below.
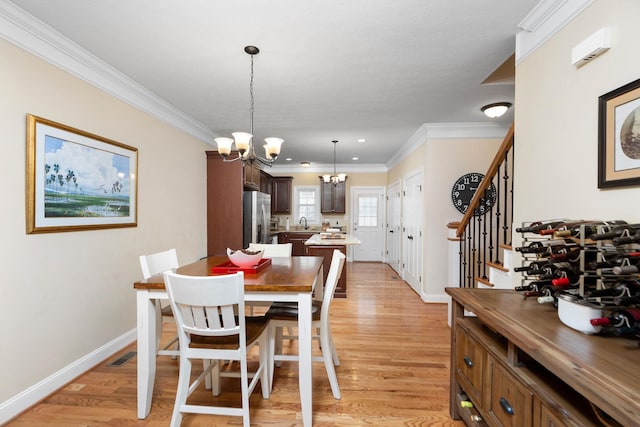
[248,242,292,258]
[139,248,179,357]
[164,270,270,427]
[266,249,346,399]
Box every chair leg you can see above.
[260,339,270,399]
[171,355,192,427]
[274,326,283,368]
[320,325,341,399]
[240,357,251,427]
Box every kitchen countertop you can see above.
[304,233,361,246]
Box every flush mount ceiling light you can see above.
[214,46,283,167]
[322,140,347,185]
[300,161,311,168]
[481,102,512,118]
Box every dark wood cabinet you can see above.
[320,178,346,213]
[272,176,293,214]
[278,231,314,256]
[206,151,243,256]
[448,288,635,427]
[259,170,272,194]
[306,245,347,298]
[243,162,261,190]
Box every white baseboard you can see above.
[0,328,136,424]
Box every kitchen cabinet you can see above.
[243,162,261,190]
[320,178,346,213]
[272,176,292,214]
[278,231,313,256]
[306,244,347,298]
[206,151,243,256]
[259,170,272,194]
[447,288,635,427]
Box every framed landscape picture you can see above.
[598,78,640,188]
[26,114,138,233]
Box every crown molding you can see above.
[0,0,215,144]
[386,122,510,170]
[516,0,595,64]
[270,163,387,175]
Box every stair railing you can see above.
[455,123,514,288]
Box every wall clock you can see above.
[451,172,496,215]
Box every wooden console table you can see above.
[446,288,640,427]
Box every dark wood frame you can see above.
[598,78,640,188]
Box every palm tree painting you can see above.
[43,135,131,218]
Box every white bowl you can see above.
[227,248,264,268]
[557,294,603,335]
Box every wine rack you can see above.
[516,220,640,336]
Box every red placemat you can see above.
[211,258,272,276]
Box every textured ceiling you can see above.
[11,0,537,167]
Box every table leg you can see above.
[137,290,157,419]
[298,291,313,427]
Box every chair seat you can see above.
[266,300,322,321]
[191,316,270,349]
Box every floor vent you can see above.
[109,351,136,367]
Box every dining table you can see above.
[133,255,324,427]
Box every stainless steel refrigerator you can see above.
[243,191,271,248]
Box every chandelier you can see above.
[214,46,283,167]
[322,140,347,185]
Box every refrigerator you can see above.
[243,191,272,248]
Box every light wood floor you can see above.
[7,262,464,426]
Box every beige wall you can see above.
[514,0,640,256]
[387,135,502,301]
[0,39,209,402]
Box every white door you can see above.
[386,180,401,273]
[351,187,385,262]
[402,170,423,295]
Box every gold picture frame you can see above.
[598,78,640,188]
[26,114,138,233]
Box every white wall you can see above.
[514,0,640,257]
[0,38,209,406]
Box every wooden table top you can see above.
[134,255,323,293]
[446,287,640,426]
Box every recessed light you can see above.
[352,157,359,161]
[285,158,292,161]
[357,139,366,143]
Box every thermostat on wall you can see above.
[571,27,611,67]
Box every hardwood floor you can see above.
[7,262,464,426]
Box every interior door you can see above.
[386,180,401,273]
[351,187,385,262]
[402,170,423,295]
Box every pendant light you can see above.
[214,46,283,166]
[322,140,347,185]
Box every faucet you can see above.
[299,216,308,230]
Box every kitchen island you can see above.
[304,233,361,298]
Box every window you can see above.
[293,185,320,224]
[358,196,378,227]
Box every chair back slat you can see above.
[164,271,244,339]
[248,243,293,258]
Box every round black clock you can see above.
[451,172,496,216]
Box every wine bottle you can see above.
[586,281,638,298]
[591,223,640,240]
[515,239,578,254]
[613,231,640,245]
[590,308,640,327]
[515,219,569,234]
[537,220,592,236]
[553,220,627,239]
